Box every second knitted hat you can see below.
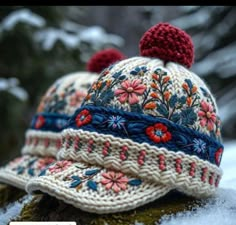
[0,48,125,190]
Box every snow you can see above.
[192,42,236,78]
[0,78,28,101]
[170,7,211,30]
[34,28,80,50]
[220,141,236,189]
[0,9,45,32]
[79,26,124,49]
[160,140,236,225]
[161,189,236,225]
[34,24,124,57]
[0,195,32,225]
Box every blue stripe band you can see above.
[68,106,224,166]
[30,113,70,132]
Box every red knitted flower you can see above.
[75,109,92,127]
[146,123,172,143]
[35,115,45,129]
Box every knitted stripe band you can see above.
[57,129,222,197]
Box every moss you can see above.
[0,184,26,208]
[90,190,206,225]
[14,190,207,225]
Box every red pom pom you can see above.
[86,48,126,73]
[139,23,194,68]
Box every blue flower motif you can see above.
[112,71,122,78]
[130,66,148,76]
[193,138,206,153]
[56,118,68,129]
[107,115,126,129]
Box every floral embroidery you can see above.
[114,79,146,105]
[146,123,172,143]
[107,115,126,129]
[65,166,142,193]
[130,66,148,76]
[69,90,87,107]
[37,77,91,114]
[82,67,221,139]
[75,109,92,127]
[48,160,72,174]
[69,168,100,191]
[10,157,38,176]
[9,156,25,168]
[215,148,223,166]
[198,100,216,131]
[35,116,45,129]
[101,171,129,193]
[55,118,68,130]
[193,139,206,153]
[36,157,55,170]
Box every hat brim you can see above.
[0,155,56,190]
[26,160,172,214]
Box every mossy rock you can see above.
[13,190,207,225]
[0,184,26,208]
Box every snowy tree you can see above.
[0,6,124,164]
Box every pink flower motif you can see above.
[9,156,25,168]
[114,79,146,105]
[37,157,56,170]
[101,171,129,193]
[48,160,72,174]
[70,91,87,107]
[198,101,217,131]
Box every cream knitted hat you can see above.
[0,48,125,190]
[26,23,224,214]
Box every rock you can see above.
[12,190,206,225]
[0,184,26,208]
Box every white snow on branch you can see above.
[169,7,211,30]
[34,24,124,52]
[192,42,236,78]
[0,78,28,101]
[79,26,124,48]
[0,9,45,32]
[179,6,201,13]
[34,28,80,50]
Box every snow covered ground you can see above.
[0,141,235,224]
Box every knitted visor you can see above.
[0,72,98,189]
[26,24,224,214]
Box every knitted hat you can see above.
[26,23,224,214]
[0,48,125,190]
